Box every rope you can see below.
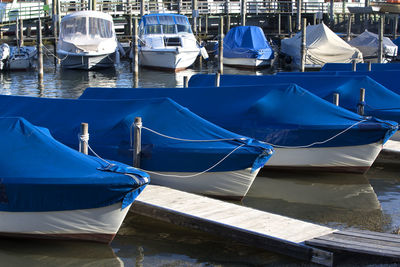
[140,144,245,178]
[129,122,246,147]
[265,119,368,149]
[42,44,69,62]
[78,134,115,170]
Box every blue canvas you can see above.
[321,63,400,71]
[80,84,397,148]
[188,73,400,124]
[0,96,272,174]
[0,117,149,212]
[220,26,274,60]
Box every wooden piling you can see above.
[288,15,292,37]
[52,0,59,66]
[183,76,188,88]
[192,0,198,35]
[19,16,24,47]
[205,15,208,35]
[218,16,224,75]
[346,15,352,41]
[91,0,96,11]
[368,61,372,71]
[132,18,139,88]
[300,18,306,72]
[56,0,61,36]
[378,15,384,64]
[358,88,365,116]
[393,15,398,40]
[79,122,89,155]
[278,14,281,36]
[215,72,220,87]
[15,18,19,48]
[140,0,145,17]
[226,15,231,33]
[296,0,302,31]
[352,60,356,71]
[240,0,246,26]
[333,93,339,106]
[37,19,44,81]
[133,117,142,168]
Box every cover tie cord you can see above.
[265,119,368,149]
[129,122,249,178]
[78,134,115,170]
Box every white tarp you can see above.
[348,30,398,58]
[281,23,363,68]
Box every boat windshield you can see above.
[142,15,192,35]
[61,17,113,39]
[177,24,192,33]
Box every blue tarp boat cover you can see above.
[0,96,272,173]
[279,70,400,96]
[80,84,397,148]
[0,117,149,212]
[222,26,274,60]
[321,63,400,71]
[189,73,400,125]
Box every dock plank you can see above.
[132,185,334,266]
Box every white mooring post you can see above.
[218,16,224,75]
[79,122,89,155]
[133,117,142,168]
[300,18,306,72]
[352,60,356,71]
[183,76,189,88]
[333,93,339,106]
[215,72,221,87]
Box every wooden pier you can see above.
[379,140,400,163]
[131,185,400,266]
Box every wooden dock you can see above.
[131,185,400,265]
[381,140,400,161]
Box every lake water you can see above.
[0,57,399,266]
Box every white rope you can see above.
[140,144,245,178]
[78,135,115,170]
[42,44,69,62]
[266,119,368,149]
[129,122,246,147]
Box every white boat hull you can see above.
[140,49,199,71]
[223,57,273,68]
[265,141,383,173]
[59,51,116,70]
[0,202,131,243]
[145,167,260,200]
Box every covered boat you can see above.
[280,23,363,69]
[57,11,118,70]
[137,13,207,71]
[79,83,397,173]
[0,96,272,200]
[221,26,274,68]
[347,30,398,61]
[0,44,36,70]
[0,117,149,243]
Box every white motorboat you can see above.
[57,11,118,70]
[137,13,207,71]
[0,44,36,71]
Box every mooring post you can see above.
[300,18,306,72]
[37,19,44,81]
[226,15,231,33]
[368,61,372,71]
[296,0,302,31]
[183,76,188,88]
[241,0,246,26]
[378,15,384,64]
[133,117,142,168]
[346,14,352,41]
[393,15,398,40]
[352,60,356,71]
[132,18,139,88]
[91,0,96,11]
[278,14,281,36]
[56,0,61,37]
[140,0,145,17]
[288,15,292,37]
[358,88,365,116]
[19,16,24,47]
[52,0,59,66]
[215,72,221,87]
[333,93,339,106]
[192,0,198,35]
[79,122,89,155]
[205,14,208,35]
[15,18,19,48]
[127,14,133,37]
[218,16,224,75]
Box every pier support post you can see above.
[91,0,97,11]
[346,15,352,42]
[37,19,44,81]
[393,15,398,40]
[52,0,59,66]
[79,123,89,155]
[378,15,384,64]
[296,0,302,31]
[300,18,306,72]
[358,88,365,116]
[19,16,24,47]
[133,117,142,168]
[333,93,339,106]
[218,16,224,75]
[288,15,292,37]
[352,60,356,71]
[215,72,220,87]
[368,61,372,71]
[183,76,188,88]
[192,0,198,35]
[140,0,145,17]
[278,14,281,36]
[132,18,139,88]
[15,18,19,48]
[240,0,246,26]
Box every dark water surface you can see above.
[0,58,399,266]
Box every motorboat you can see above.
[0,117,149,243]
[137,13,207,71]
[0,96,273,200]
[221,26,275,68]
[57,10,118,70]
[0,44,36,70]
[80,80,398,174]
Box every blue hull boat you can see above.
[0,117,149,243]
